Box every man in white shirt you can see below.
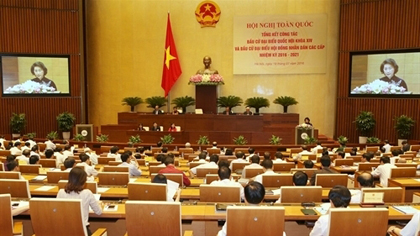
[76,153,98,179]
[229,151,247,170]
[273,152,286,163]
[371,156,396,187]
[107,146,121,162]
[295,145,313,161]
[241,155,263,178]
[63,157,76,171]
[382,140,392,153]
[118,153,141,176]
[388,210,420,236]
[211,141,218,149]
[350,172,374,204]
[16,149,30,164]
[27,137,37,149]
[245,148,257,161]
[10,142,22,156]
[84,148,98,165]
[62,145,73,159]
[312,141,323,154]
[30,145,41,158]
[189,154,218,178]
[21,142,31,152]
[0,135,5,149]
[253,159,278,184]
[310,185,351,236]
[210,166,244,200]
[44,138,56,151]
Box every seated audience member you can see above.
[293,171,308,186]
[6,160,20,172]
[229,151,247,170]
[63,157,76,171]
[390,149,401,164]
[310,155,336,185]
[243,106,253,115]
[402,142,411,153]
[171,107,179,115]
[382,140,392,153]
[107,146,121,162]
[312,141,323,154]
[21,142,31,152]
[273,152,286,163]
[253,159,277,183]
[156,141,163,148]
[388,210,420,236]
[0,142,4,150]
[246,147,257,161]
[189,154,218,178]
[184,142,191,148]
[211,141,218,149]
[309,185,351,236]
[156,154,167,167]
[218,181,286,236]
[135,146,146,158]
[242,155,263,178]
[118,153,141,177]
[29,155,40,165]
[210,166,244,200]
[45,137,56,151]
[350,172,374,204]
[168,123,177,132]
[161,147,168,154]
[221,106,233,115]
[304,160,314,168]
[153,105,163,115]
[151,122,161,131]
[295,145,312,161]
[218,160,230,169]
[77,153,98,180]
[62,145,73,158]
[57,168,102,235]
[137,123,145,131]
[224,148,233,156]
[84,148,98,165]
[371,156,396,187]
[361,152,373,163]
[263,152,271,160]
[158,157,191,187]
[10,142,22,156]
[16,149,31,164]
[152,174,181,202]
[44,149,54,159]
[54,148,66,168]
[336,151,345,160]
[4,155,16,171]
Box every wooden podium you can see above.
[295,126,314,145]
[195,85,218,114]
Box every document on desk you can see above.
[167,180,179,199]
[97,187,110,193]
[11,201,29,209]
[393,206,418,215]
[413,178,420,182]
[35,186,55,191]
[32,175,47,181]
[129,178,137,183]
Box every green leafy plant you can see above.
[354,111,376,136]
[233,135,248,145]
[273,96,298,113]
[73,134,85,141]
[337,135,348,146]
[245,97,270,114]
[366,137,381,144]
[27,132,36,139]
[96,134,109,143]
[122,97,143,112]
[217,95,243,110]
[145,96,167,108]
[171,96,195,114]
[394,115,415,139]
[269,135,282,145]
[161,134,175,144]
[46,131,59,140]
[304,137,318,145]
[197,135,210,145]
[129,135,142,144]
[56,112,76,132]
[10,113,27,134]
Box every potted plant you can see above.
[217,95,243,112]
[197,135,210,145]
[96,134,109,143]
[273,96,298,113]
[366,137,381,144]
[304,137,318,145]
[122,97,143,112]
[56,112,76,140]
[245,97,270,115]
[269,135,282,145]
[145,96,167,110]
[354,111,376,144]
[171,96,195,114]
[233,135,247,145]
[73,134,85,141]
[394,115,415,146]
[27,132,36,140]
[10,113,27,138]
[161,134,174,144]
[46,131,59,140]
[129,135,142,144]
[336,135,348,151]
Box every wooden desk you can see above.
[388,178,420,202]
[331,166,357,174]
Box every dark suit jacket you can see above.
[221,111,234,115]
[310,167,336,185]
[243,111,253,115]
[153,110,163,115]
[151,126,161,131]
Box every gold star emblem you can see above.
[165,46,176,69]
[204,4,211,11]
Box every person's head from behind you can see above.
[248,148,255,154]
[44,149,54,158]
[160,147,168,153]
[320,155,331,168]
[156,154,166,163]
[357,172,374,188]
[274,152,283,160]
[212,141,217,147]
[54,147,62,153]
[361,153,372,162]
[31,61,48,79]
[235,151,244,159]
[293,171,308,186]
[380,156,390,164]
[218,160,229,169]
[380,58,398,78]
[6,160,19,172]
[65,168,87,194]
[263,152,270,160]
[136,146,145,154]
[198,152,206,160]
[261,159,273,171]
[218,166,231,180]
[328,185,351,208]
[316,141,322,146]
[29,155,40,164]
[157,141,163,147]
[391,149,400,157]
[337,151,345,159]
[384,139,389,144]
[303,160,314,168]
[250,155,260,164]
[210,154,219,163]
[164,157,174,166]
[22,149,31,157]
[244,181,265,205]
[64,157,76,169]
[402,144,410,152]
[152,174,167,184]
[14,142,21,147]
[64,145,71,151]
[121,153,130,163]
[225,148,233,155]
[110,146,119,154]
[79,153,90,164]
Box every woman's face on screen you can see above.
[383,64,395,79]
[33,66,45,79]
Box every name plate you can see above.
[362,192,384,204]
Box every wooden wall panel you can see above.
[0,0,83,139]
[337,0,420,143]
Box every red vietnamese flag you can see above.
[161,13,182,97]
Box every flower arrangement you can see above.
[351,79,407,94]
[188,74,224,85]
[296,124,313,131]
[5,80,57,94]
